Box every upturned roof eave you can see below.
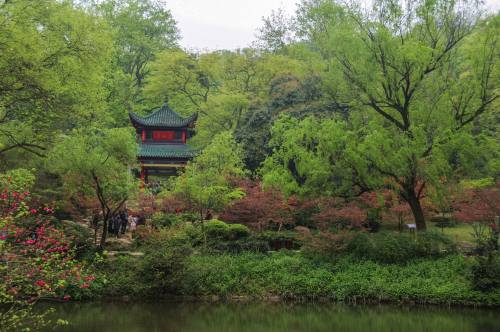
[128,103,198,128]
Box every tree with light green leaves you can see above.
[172,132,246,221]
[145,49,312,147]
[95,0,179,124]
[47,128,137,247]
[268,0,499,230]
[0,0,113,163]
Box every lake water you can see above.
[43,301,500,332]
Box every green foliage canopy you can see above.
[47,128,137,246]
[172,132,245,220]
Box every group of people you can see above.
[91,208,148,240]
[107,209,144,238]
[108,209,129,237]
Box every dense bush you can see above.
[200,220,259,253]
[100,227,194,297]
[347,231,456,264]
[138,223,202,248]
[181,252,500,305]
[139,243,192,296]
[470,221,500,291]
[366,208,382,232]
[210,238,270,254]
[227,223,251,240]
[98,248,500,305]
[202,220,251,241]
[203,220,230,240]
[471,255,500,291]
[97,256,145,297]
[151,212,178,228]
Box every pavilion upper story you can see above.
[129,103,198,180]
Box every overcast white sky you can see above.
[166,0,500,51]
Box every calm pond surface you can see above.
[42,301,500,332]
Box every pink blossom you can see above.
[84,275,95,282]
[35,280,47,288]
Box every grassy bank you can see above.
[98,251,500,306]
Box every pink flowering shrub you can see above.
[0,183,95,301]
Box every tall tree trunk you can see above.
[406,191,426,231]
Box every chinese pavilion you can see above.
[129,103,198,182]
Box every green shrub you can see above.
[137,223,202,248]
[210,237,270,254]
[201,221,254,252]
[0,168,36,192]
[151,212,177,228]
[347,231,456,264]
[181,252,500,305]
[203,220,230,240]
[416,230,457,256]
[177,213,199,223]
[97,256,145,297]
[469,222,500,291]
[151,212,199,229]
[140,243,192,296]
[100,227,194,297]
[471,255,500,291]
[258,230,297,242]
[227,223,250,240]
[366,208,382,232]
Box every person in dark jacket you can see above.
[112,214,121,237]
[107,215,114,235]
[120,209,128,234]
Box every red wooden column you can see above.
[140,165,146,188]
[182,131,186,143]
[141,130,145,142]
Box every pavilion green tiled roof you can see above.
[129,103,197,128]
[138,143,197,159]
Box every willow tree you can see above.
[305,1,498,229]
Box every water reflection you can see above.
[43,301,500,332]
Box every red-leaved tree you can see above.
[453,182,500,223]
[220,180,294,231]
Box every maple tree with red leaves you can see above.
[453,181,500,223]
[310,197,366,231]
[220,180,294,231]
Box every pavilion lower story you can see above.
[139,160,187,183]
[136,142,196,183]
